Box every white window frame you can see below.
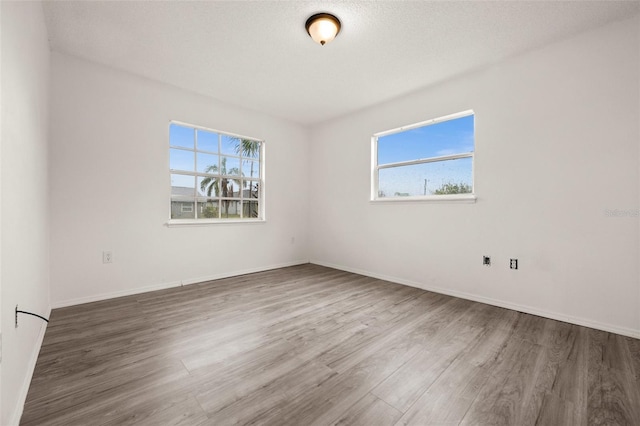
[168,121,265,226]
[371,110,476,203]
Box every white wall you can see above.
[49,53,310,306]
[309,16,640,338]
[1,2,51,424]
[1,0,3,417]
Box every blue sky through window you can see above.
[377,114,474,197]
[169,124,194,149]
[169,123,263,192]
[198,130,218,152]
[378,115,474,164]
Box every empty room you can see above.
[2,0,640,425]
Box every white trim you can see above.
[169,121,265,221]
[372,110,475,201]
[169,170,246,180]
[51,261,309,309]
[260,142,267,221]
[52,280,181,309]
[370,136,378,200]
[371,193,477,203]
[170,120,262,143]
[378,152,473,170]
[310,260,640,340]
[10,305,51,426]
[166,218,265,226]
[373,109,474,138]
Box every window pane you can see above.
[378,157,472,198]
[221,157,240,176]
[242,159,260,178]
[213,178,240,198]
[169,122,264,221]
[197,199,219,219]
[197,130,218,152]
[231,180,242,198]
[220,200,240,218]
[197,153,218,174]
[171,174,195,197]
[171,173,195,219]
[170,149,194,172]
[237,139,260,159]
[171,201,195,219]
[243,201,259,218]
[378,114,474,165]
[243,180,260,199]
[221,135,239,155]
[197,176,218,197]
[169,124,194,149]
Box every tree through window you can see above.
[169,122,263,221]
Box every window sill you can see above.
[166,218,266,227]
[371,194,477,203]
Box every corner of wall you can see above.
[1,1,52,424]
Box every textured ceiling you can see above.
[42,1,640,126]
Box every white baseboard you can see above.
[311,260,640,340]
[9,305,52,426]
[51,260,309,309]
[52,279,183,309]
[178,260,309,285]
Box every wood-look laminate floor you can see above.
[22,264,640,426]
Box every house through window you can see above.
[169,122,264,221]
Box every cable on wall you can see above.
[15,305,49,328]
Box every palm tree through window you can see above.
[169,122,263,221]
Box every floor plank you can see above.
[20,264,640,426]
[331,393,403,426]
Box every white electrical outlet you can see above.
[103,251,113,263]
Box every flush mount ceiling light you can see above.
[305,13,341,46]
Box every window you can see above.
[169,122,263,221]
[372,110,475,201]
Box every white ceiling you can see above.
[42,1,640,126]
